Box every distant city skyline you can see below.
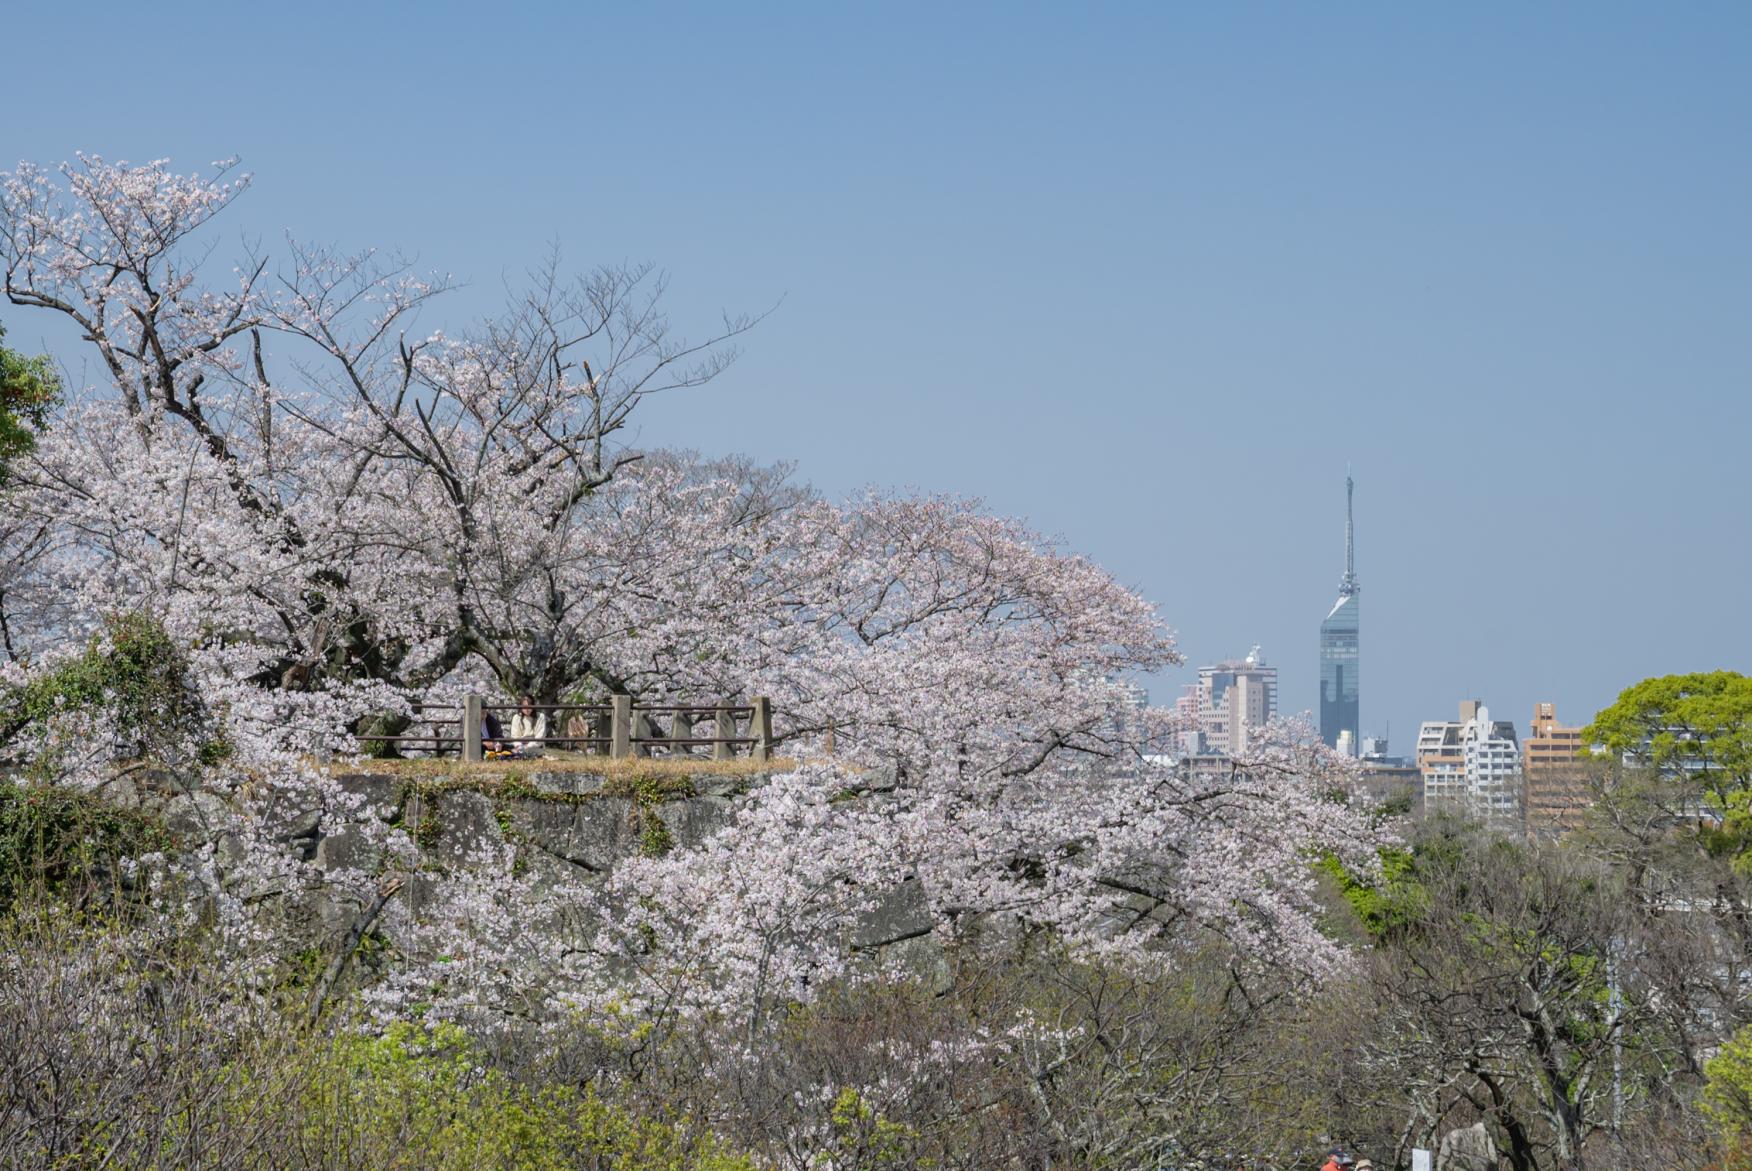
[3,3,1747,742]
[1161,464,1650,756]
[1173,471,1625,769]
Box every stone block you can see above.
[95,772,142,810]
[508,796,637,871]
[427,791,506,866]
[162,791,233,843]
[852,877,935,950]
[313,825,381,874]
[334,773,403,821]
[692,774,745,798]
[525,772,605,797]
[654,795,732,850]
[256,791,323,846]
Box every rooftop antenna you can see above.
[1338,470,1358,597]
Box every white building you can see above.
[1417,700,1523,828]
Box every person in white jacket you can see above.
[509,696,548,756]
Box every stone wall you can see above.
[85,763,938,967]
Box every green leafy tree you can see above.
[1585,672,1752,868]
[1702,1024,1752,1170]
[1705,1024,1752,1135]
[1319,845,1427,943]
[0,321,58,483]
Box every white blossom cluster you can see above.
[0,155,1387,1030]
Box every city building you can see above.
[1319,476,1360,754]
[1418,700,1524,827]
[1353,732,1419,806]
[1524,702,1592,839]
[1179,752,1239,786]
[1117,680,1150,712]
[1194,646,1278,756]
[1173,683,1207,757]
[1111,679,1152,743]
[1357,759,1423,809]
[1417,708,1467,809]
[1464,705,1524,827]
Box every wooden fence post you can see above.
[635,712,661,758]
[751,696,773,763]
[610,695,632,760]
[714,703,734,762]
[463,694,483,763]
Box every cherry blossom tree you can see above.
[568,718,1382,1046]
[0,153,1387,1052]
[0,154,755,698]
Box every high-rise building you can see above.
[1194,646,1278,756]
[1418,700,1523,828]
[1319,476,1360,753]
[1172,683,1206,756]
[1524,702,1591,839]
[1463,706,1524,827]
[1109,679,1152,744]
[1416,704,1468,806]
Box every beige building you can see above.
[1524,702,1591,838]
[1194,646,1278,757]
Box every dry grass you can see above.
[337,751,798,781]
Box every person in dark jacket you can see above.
[482,709,506,755]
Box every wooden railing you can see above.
[358,696,775,763]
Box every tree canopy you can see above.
[0,153,1383,1044]
[1586,671,1752,786]
[1585,671,1752,867]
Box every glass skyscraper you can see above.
[1319,476,1360,753]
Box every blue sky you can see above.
[4,2,1749,748]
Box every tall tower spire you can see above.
[1319,471,1362,753]
[1339,474,1358,597]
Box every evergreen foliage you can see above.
[0,321,58,483]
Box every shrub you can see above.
[0,905,757,1171]
[2,611,217,767]
[288,1022,755,1170]
[0,781,171,911]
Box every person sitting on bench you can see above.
[509,695,548,757]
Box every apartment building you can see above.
[1524,702,1591,838]
[1418,700,1523,828]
